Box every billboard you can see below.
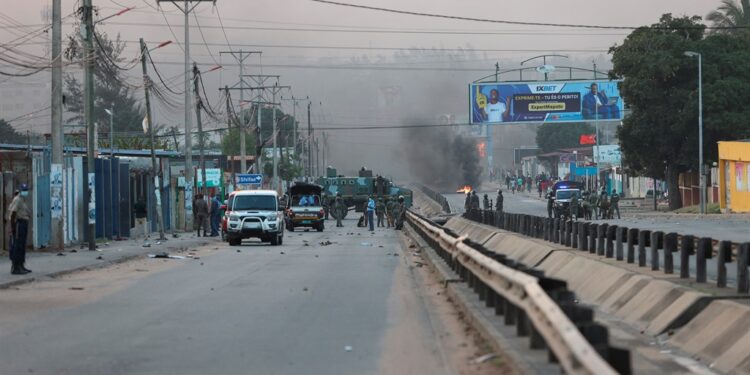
[470,80,624,124]
[593,145,622,165]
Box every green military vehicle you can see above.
[316,167,412,218]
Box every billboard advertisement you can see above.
[593,145,622,165]
[470,80,624,124]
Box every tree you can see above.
[707,0,750,32]
[535,122,594,153]
[0,119,27,144]
[610,14,750,209]
[263,158,303,181]
[63,31,145,142]
[221,127,256,156]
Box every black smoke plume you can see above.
[398,119,482,191]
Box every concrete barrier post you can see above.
[605,225,617,258]
[717,240,732,288]
[696,237,712,283]
[627,228,638,263]
[650,231,663,271]
[589,223,599,254]
[616,226,626,261]
[563,220,570,246]
[578,222,587,251]
[552,219,560,244]
[543,218,550,241]
[638,230,651,267]
[680,235,695,279]
[597,223,608,256]
[664,232,678,274]
[516,309,529,337]
[738,243,749,294]
[505,303,517,325]
[572,221,579,248]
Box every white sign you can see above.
[593,145,622,165]
[51,164,63,219]
[88,172,96,225]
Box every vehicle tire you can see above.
[270,234,280,246]
[316,223,324,232]
[228,238,241,246]
[288,223,294,232]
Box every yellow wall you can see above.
[718,141,750,213]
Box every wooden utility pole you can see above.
[82,0,96,250]
[193,63,208,197]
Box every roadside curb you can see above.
[0,254,144,290]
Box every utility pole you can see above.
[82,0,96,251]
[219,51,261,174]
[156,0,213,231]
[193,63,208,197]
[140,38,166,241]
[268,83,290,192]
[237,74,280,176]
[224,85,233,178]
[50,0,63,250]
[281,96,309,169]
[307,101,312,178]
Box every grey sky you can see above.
[1,0,725,174]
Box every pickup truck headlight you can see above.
[266,214,277,221]
[229,214,240,221]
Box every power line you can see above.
[310,0,738,30]
[193,12,221,66]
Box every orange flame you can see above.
[456,185,473,194]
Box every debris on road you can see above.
[360,242,373,247]
[393,253,399,257]
[236,249,241,253]
[135,269,148,272]
[319,240,333,246]
[280,251,285,255]
[68,287,85,291]
[303,287,309,292]
[56,252,65,256]
[344,346,353,352]
[96,256,103,260]
[148,253,186,260]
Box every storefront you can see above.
[718,141,750,213]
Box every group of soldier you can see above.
[323,193,406,229]
[562,189,621,221]
[464,189,505,213]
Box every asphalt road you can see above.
[0,219,464,375]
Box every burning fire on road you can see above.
[456,185,473,194]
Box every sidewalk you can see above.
[0,233,220,289]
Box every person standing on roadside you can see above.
[385,198,394,228]
[366,195,376,232]
[209,193,221,237]
[333,193,346,228]
[8,184,31,275]
[133,196,148,239]
[495,189,504,212]
[194,194,209,237]
[375,197,386,227]
[611,189,621,219]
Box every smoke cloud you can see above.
[398,119,482,191]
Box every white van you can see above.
[225,190,284,246]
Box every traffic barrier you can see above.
[650,231,663,271]
[589,223,598,254]
[616,227,626,261]
[664,233,678,274]
[680,235,694,279]
[406,210,627,375]
[697,237,712,283]
[597,224,607,256]
[717,240,732,288]
[605,225,616,258]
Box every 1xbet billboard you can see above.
[470,80,624,124]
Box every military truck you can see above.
[316,167,412,217]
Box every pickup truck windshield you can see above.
[556,190,579,200]
[233,195,277,211]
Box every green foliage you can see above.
[0,119,27,144]
[610,13,750,208]
[263,159,303,181]
[221,127,256,156]
[707,0,750,32]
[239,105,299,149]
[535,122,594,153]
[63,31,145,136]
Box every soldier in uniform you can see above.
[598,191,611,220]
[570,192,579,221]
[385,198,395,228]
[333,193,346,227]
[547,193,554,218]
[464,191,471,212]
[321,193,330,220]
[470,191,480,210]
[393,195,406,230]
[611,189,621,219]
[483,194,490,210]
[375,197,386,227]
[589,191,599,219]
[8,184,32,275]
[581,191,591,220]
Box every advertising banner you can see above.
[470,80,624,124]
[196,168,222,188]
[50,164,63,219]
[594,145,622,165]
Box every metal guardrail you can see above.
[464,209,750,293]
[415,184,451,214]
[406,210,629,375]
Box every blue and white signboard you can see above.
[236,174,262,185]
[470,80,624,124]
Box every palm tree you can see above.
[707,0,750,32]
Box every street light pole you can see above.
[685,51,705,215]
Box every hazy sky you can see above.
[1,0,725,174]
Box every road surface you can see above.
[0,218,505,375]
